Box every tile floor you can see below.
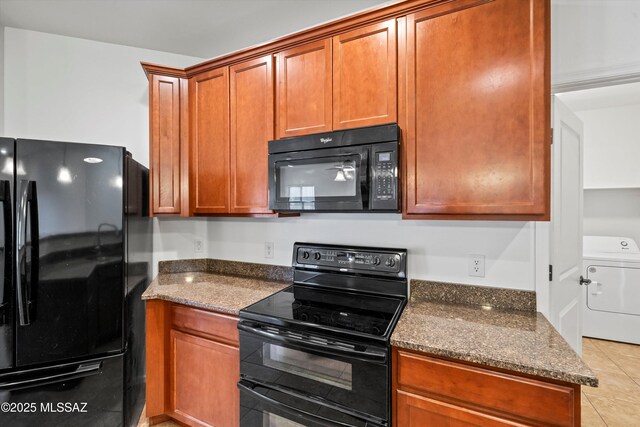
[582,337,640,426]
[136,337,640,427]
[137,406,179,427]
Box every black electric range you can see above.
[238,242,407,427]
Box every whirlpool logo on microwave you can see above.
[320,137,333,144]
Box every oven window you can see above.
[278,159,358,205]
[263,413,306,427]
[262,343,353,390]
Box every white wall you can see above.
[0,26,4,134]
[3,28,540,291]
[151,215,538,291]
[584,189,640,245]
[3,27,202,166]
[575,104,640,189]
[552,0,640,86]
[3,27,204,276]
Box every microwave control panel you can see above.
[370,142,399,210]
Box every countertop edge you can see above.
[141,291,241,316]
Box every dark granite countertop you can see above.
[391,280,598,387]
[141,259,290,315]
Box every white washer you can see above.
[582,236,640,344]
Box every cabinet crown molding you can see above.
[140,0,462,79]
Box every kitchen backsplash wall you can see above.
[153,216,537,291]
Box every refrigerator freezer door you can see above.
[0,138,14,370]
[0,354,124,426]
[15,140,125,367]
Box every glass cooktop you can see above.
[241,285,404,338]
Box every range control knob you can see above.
[373,257,381,266]
[385,258,396,268]
[302,251,310,260]
[314,252,321,260]
[312,314,321,323]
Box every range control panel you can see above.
[293,243,407,278]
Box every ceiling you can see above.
[557,81,640,112]
[0,0,390,60]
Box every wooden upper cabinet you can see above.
[333,19,397,130]
[230,55,274,214]
[403,0,549,219]
[189,67,230,214]
[276,39,332,138]
[150,74,185,215]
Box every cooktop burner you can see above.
[240,242,408,343]
[242,285,403,338]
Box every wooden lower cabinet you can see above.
[393,348,581,427]
[146,300,239,427]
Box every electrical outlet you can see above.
[264,242,274,259]
[194,238,204,254]
[468,255,485,277]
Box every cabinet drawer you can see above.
[171,304,239,346]
[396,351,577,426]
[397,390,528,427]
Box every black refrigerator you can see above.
[0,138,152,426]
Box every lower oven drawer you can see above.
[239,379,384,427]
[239,322,389,423]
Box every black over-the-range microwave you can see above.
[267,124,400,212]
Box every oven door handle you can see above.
[240,377,386,426]
[238,322,387,362]
[238,379,360,427]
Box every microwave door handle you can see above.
[237,323,387,362]
[238,380,354,427]
[359,152,369,207]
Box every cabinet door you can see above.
[404,0,549,219]
[190,67,230,214]
[170,330,239,427]
[150,75,183,215]
[333,19,397,130]
[277,39,332,138]
[397,390,526,427]
[230,55,274,214]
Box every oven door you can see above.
[268,146,369,211]
[239,379,384,427]
[238,321,388,425]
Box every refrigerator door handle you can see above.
[0,361,102,391]
[16,180,38,326]
[0,180,11,325]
